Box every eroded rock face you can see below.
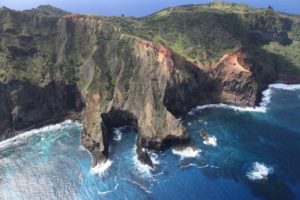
[81,40,194,166]
[210,49,259,107]
[0,80,83,141]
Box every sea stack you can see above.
[200,129,210,141]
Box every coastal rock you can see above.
[200,129,210,141]
[81,39,196,166]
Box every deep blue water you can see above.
[0,84,300,200]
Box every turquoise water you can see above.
[0,84,300,200]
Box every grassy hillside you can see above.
[125,3,300,84]
[1,3,300,86]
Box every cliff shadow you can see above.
[101,109,154,167]
[0,80,83,140]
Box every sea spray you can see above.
[149,151,160,165]
[90,160,113,176]
[172,147,201,160]
[246,162,274,181]
[132,146,154,177]
[203,135,218,147]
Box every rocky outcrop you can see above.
[80,39,197,166]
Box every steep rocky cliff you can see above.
[0,3,300,167]
[0,81,83,141]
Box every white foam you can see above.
[172,147,201,160]
[187,83,300,114]
[246,162,274,181]
[203,136,218,147]
[189,102,266,114]
[121,178,152,193]
[132,146,154,176]
[210,165,221,169]
[270,83,300,90]
[113,128,123,141]
[98,184,119,195]
[90,160,113,176]
[180,163,209,169]
[152,171,164,177]
[0,120,81,150]
[78,145,86,151]
[149,152,160,165]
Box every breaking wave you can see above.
[172,147,201,160]
[203,136,218,147]
[90,160,113,176]
[246,162,274,181]
[188,83,300,114]
[149,152,160,165]
[132,146,154,177]
[270,83,300,91]
[0,120,81,150]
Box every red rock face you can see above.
[137,39,172,57]
[212,49,258,106]
[137,39,259,108]
[137,39,175,74]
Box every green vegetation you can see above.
[25,5,70,17]
[0,2,300,87]
[263,41,300,74]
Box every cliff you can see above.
[0,3,300,167]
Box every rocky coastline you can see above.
[1,4,300,167]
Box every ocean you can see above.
[0,83,300,200]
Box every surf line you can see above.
[0,120,81,150]
[187,83,300,115]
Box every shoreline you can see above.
[0,119,82,150]
[0,111,82,143]
[187,82,300,115]
[1,82,300,150]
